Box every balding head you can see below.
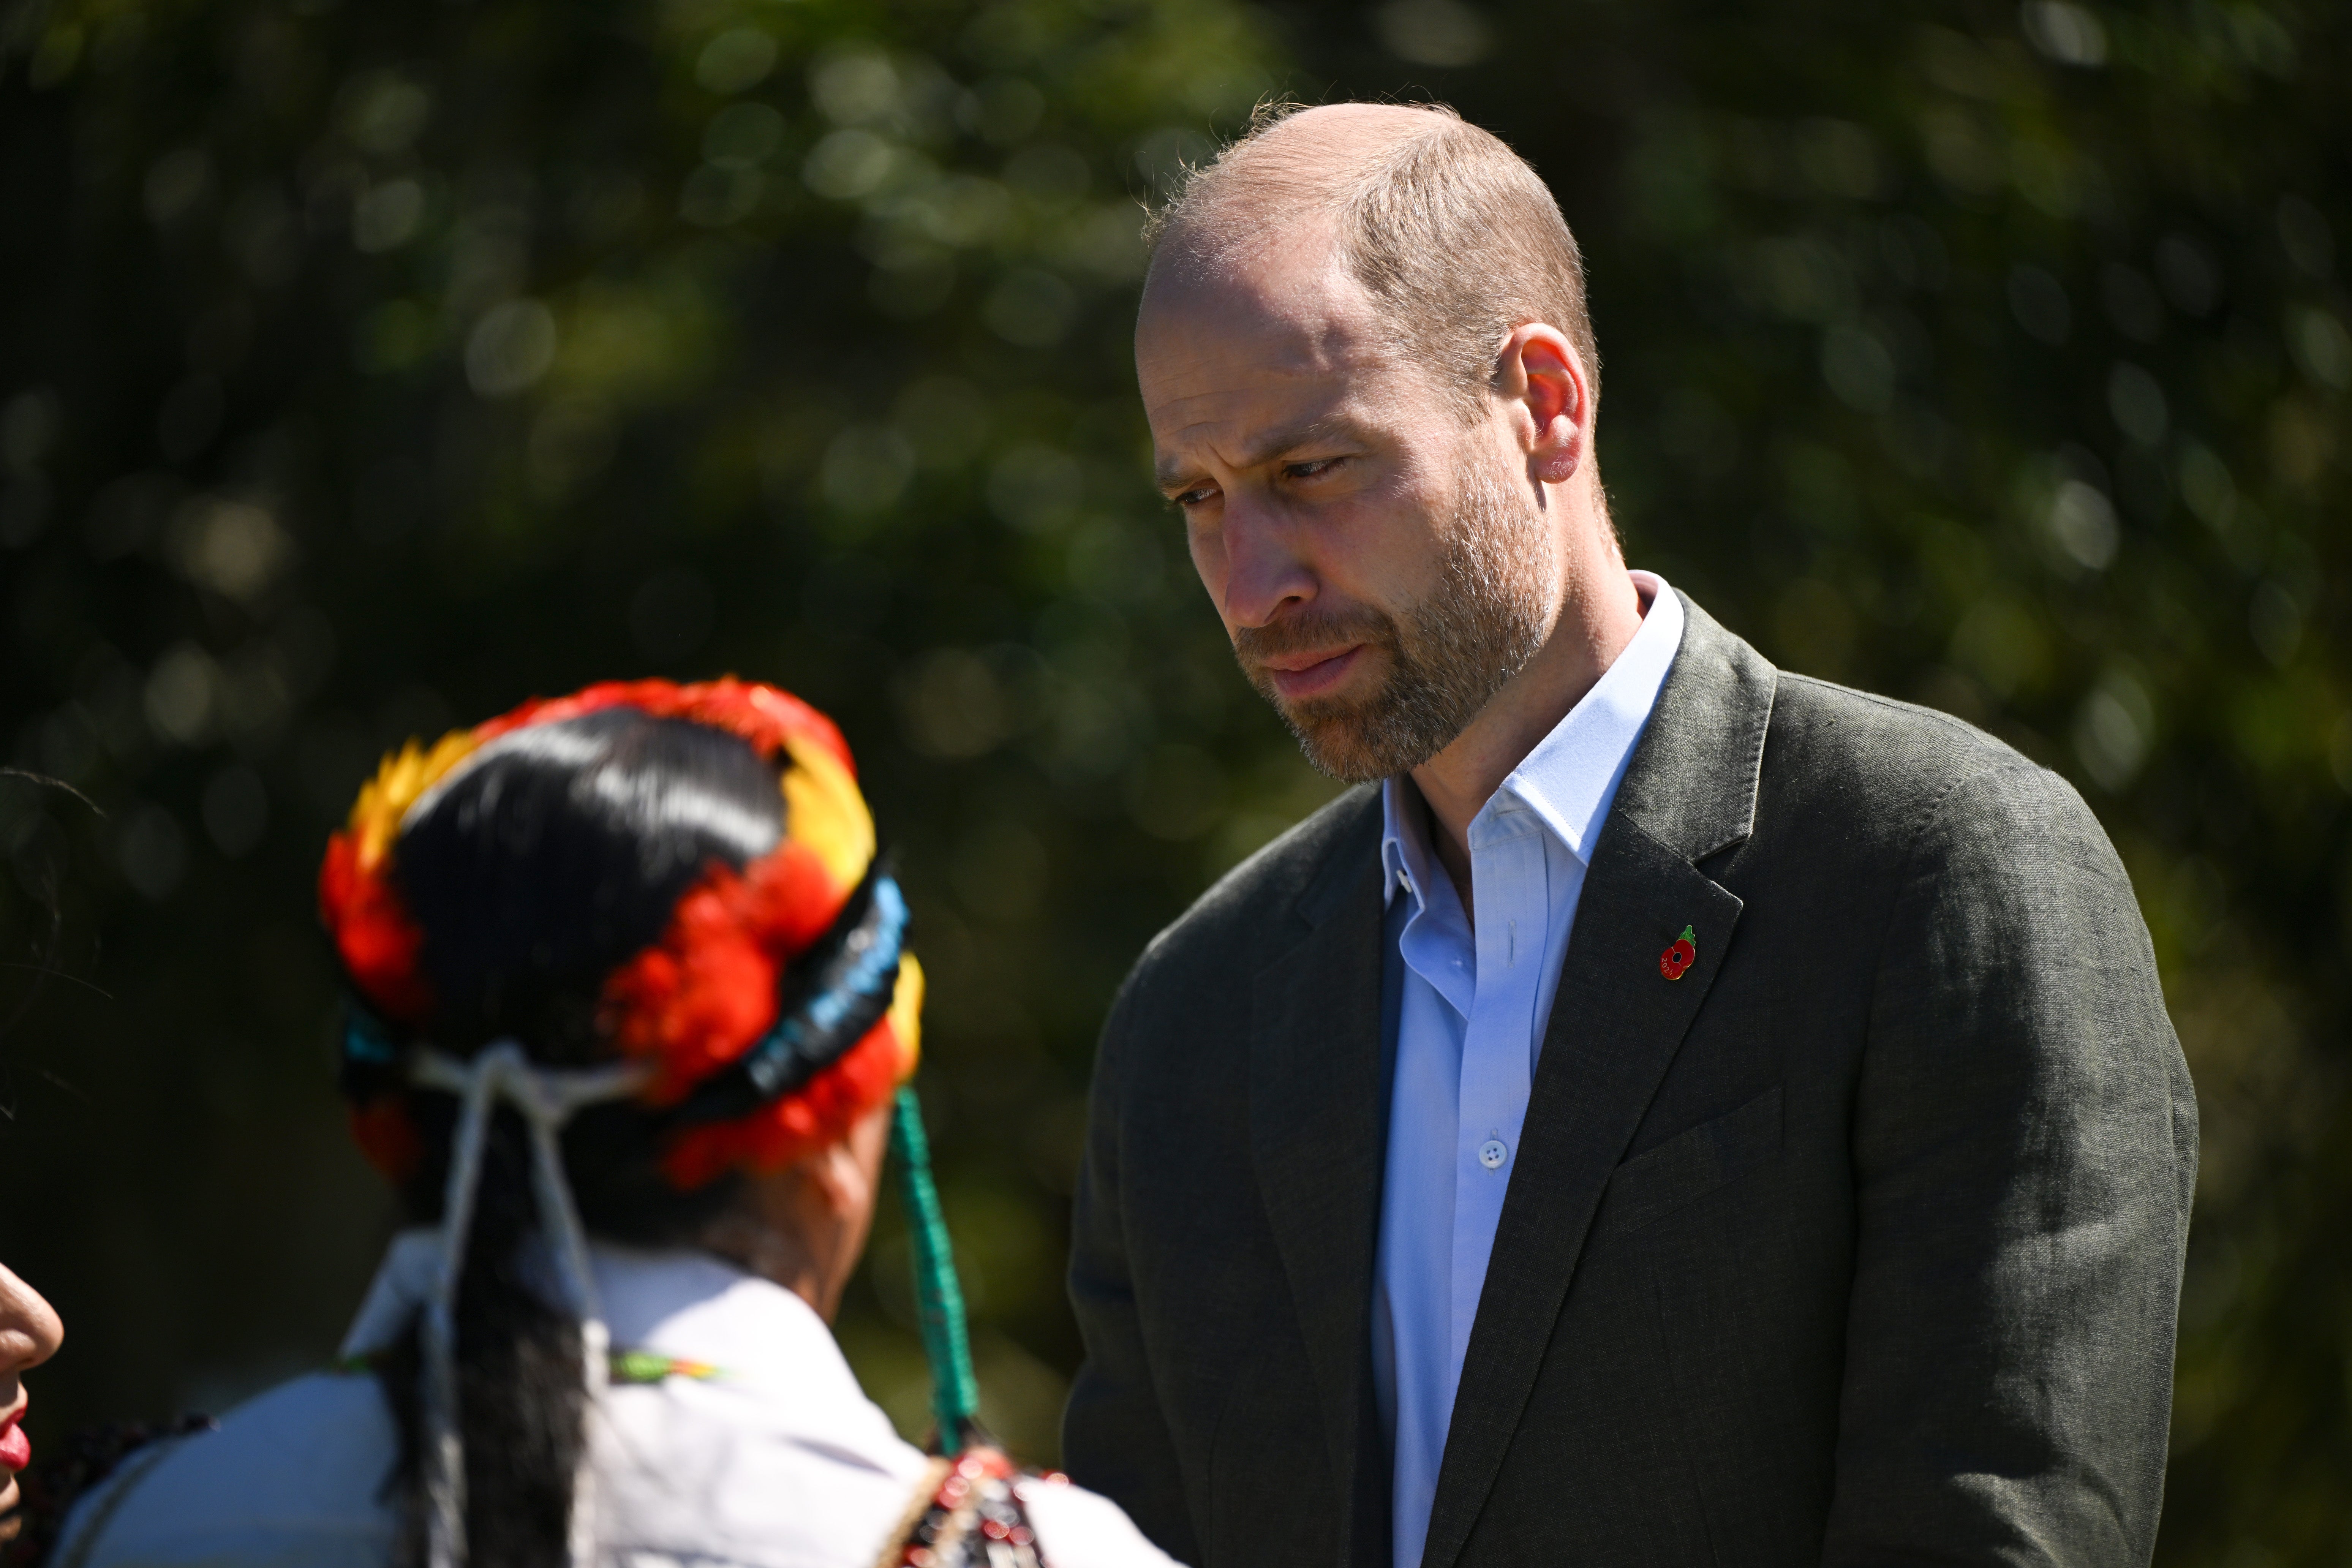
[1146,104,1439,277]
[1143,102,1600,420]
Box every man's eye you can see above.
[1171,486,1216,509]
[1283,456,1347,482]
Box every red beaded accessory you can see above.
[878,1447,1053,1568]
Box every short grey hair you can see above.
[1145,101,1601,421]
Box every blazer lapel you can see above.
[1419,596,1779,1568]
[1249,795,1390,1568]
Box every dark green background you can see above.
[0,0,2343,1557]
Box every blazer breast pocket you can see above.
[1585,1086,1783,1253]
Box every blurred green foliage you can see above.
[0,0,2343,1560]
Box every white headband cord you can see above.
[406,1042,650,1568]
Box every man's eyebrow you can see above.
[1152,416,1371,493]
[1154,454,1204,493]
[1238,414,1368,468]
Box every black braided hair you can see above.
[365,708,789,1568]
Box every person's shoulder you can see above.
[1171,782,1380,943]
[63,1371,394,1565]
[1018,1473,1187,1567]
[1762,674,2110,865]
[596,1382,925,1567]
[1769,673,2023,789]
[1112,784,1378,1015]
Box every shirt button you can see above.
[1478,1139,1508,1170]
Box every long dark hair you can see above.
[362,708,788,1568]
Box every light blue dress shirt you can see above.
[1371,572,1684,1568]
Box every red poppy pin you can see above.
[1659,925,1697,981]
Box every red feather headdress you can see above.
[320,678,923,1191]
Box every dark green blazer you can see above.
[1063,595,2197,1567]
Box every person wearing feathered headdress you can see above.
[44,680,1176,1568]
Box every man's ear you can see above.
[1499,323,1589,486]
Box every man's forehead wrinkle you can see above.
[1140,288,1406,443]
[1138,345,1374,463]
[1149,378,1382,489]
[1148,394,1338,476]
[1146,362,1353,464]
[1137,322,1333,426]
[1138,307,1375,425]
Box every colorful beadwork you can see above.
[607,1350,723,1385]
[335,1349,721,1385]
[878,1447,1050,1568]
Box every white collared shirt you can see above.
[63,1235,1180,1568]
[1371,571,1683,1568]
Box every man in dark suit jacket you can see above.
[1064,101,2197,1567]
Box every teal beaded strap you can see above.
[888,1083,982,1449]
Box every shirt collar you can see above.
[1379,778,1443,916]
[1380,570,1683,905]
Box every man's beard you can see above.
[1234,454,1553,782]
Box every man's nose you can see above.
[1216,494,1317,631]
[0,1265,63,1379]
